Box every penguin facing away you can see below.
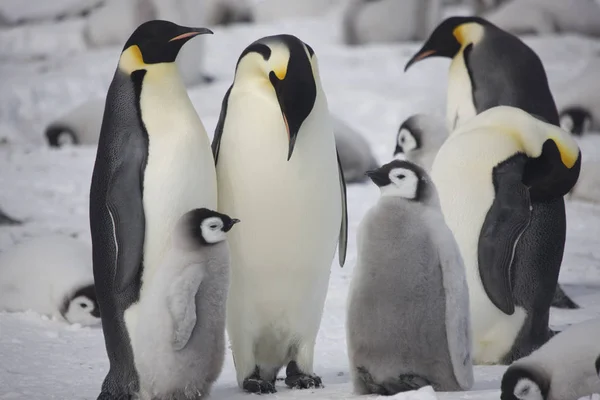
[128,208,239,400]
[89,20,216,400]
[393,113,448,171]
[45,98,105,148]
[347,159,473,395]
[212,34,348,393]
[501,318,600,400]
[404,16,580,312]
[0,235,100,326]
[430,106,581,365]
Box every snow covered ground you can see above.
[1,4,600,400]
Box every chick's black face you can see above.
[123,20,213,64]
[186,208,240,246]
[404,16,484,71]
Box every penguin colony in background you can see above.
[40,9,593,400]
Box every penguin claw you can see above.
[285,374,323,389]
[242,378,277,394]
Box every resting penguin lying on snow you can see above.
[558,56,600,136]
[45,98,104,147]
[342,0,443,45]
[501,318,600,400]
[0,235,100,326]
[333,116,379,184]
[483,0,600,37]
[347,159,473,395]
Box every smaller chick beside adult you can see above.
[347,159,473,395]
[129,208,239,400]
[393,113,447,171]
[501,318,600,400]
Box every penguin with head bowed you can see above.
[129,208,238,400]
[212,34,348,394]
[405,16,579,311]
[393,113,447,171]
[430,106,581,365]
[347,159,473,395]
[89,20,216,400]
[501,318,600,400]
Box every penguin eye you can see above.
[209,224,218,229]
[80,302,88,308]
[397,174,405,180]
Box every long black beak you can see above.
[169,27,213,42]
[366,169,388,187]
[404,49,437,72]
[223,218,241,232]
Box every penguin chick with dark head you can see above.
[393,113,447,171]
[501,318,600,400]
[89,20,216,400]
[347,159,473,395]
[129,208,238,400]
[405,16,579,312]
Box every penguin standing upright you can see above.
[393,113,448,171]
[429,106,581,365]
[212,35,348,393]
[89,20,216,400]
[404,16,579,311]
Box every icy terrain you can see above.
[2,5,600,400]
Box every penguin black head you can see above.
[559,107,592,136]
[394,117,422,157]
[61,284,101,326]
[234,34,318,161]
[120,20,213,68]
[404,16,488,71]
[366,159,432,202]
[501,365,550,400]
[183,208,240,246]
[45,124,78,148]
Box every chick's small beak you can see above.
[169,27,213,42]
[223,218,241,232]
[404,49,437,72]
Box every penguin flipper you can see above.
[211,85,233,165]
[337,151,348,267]
[167,266,204,351]
[478,154,532,315]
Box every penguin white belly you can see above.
[124,67,217,347]
[431,130,527,364]
[218,88,341,374]
[446,52,478,132]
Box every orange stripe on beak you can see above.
[169,31,202,42]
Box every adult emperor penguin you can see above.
[89,20,216,400]
[212,34,348,393]
[404,15,579,311]
[429,106,581,365]
[501,318,600,400]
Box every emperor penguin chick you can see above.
[347,159,473,395]
[501,318,600,400]
[130,208,239,400]
[393,113,448,171]
[212,35,348,393]
[89,20,216,400]
[430,106,581,365]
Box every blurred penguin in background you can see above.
[45,98,104,148]
[0,207,21,226]
[85,0,213,85]
[393,113,448,171]
[204,0,254,25]
[342,0,443,46]
[482,0,600,37]
[333,116,379,184]
[470,0,510,15]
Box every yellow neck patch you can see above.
[549,134,579,168]
[118,45,147,74]
[453,23,484,47]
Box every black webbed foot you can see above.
[285,361,323,389]
[243,366,277,394]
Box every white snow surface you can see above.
[1,6,600,400]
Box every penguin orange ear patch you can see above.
[452,23,484,46]
[119,45,146,73]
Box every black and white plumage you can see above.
[89,20,215,400]
[0,235,100,326]
[342,0,443,46]
[430,106,581,365]
[333,115,379,184]
[347,159,473,395]
[45,98,104,148]
[393,113,447,171]
[212,34,348,394]
[501,318,600,400]
[129,208,238,400]
[405,16,580,315]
